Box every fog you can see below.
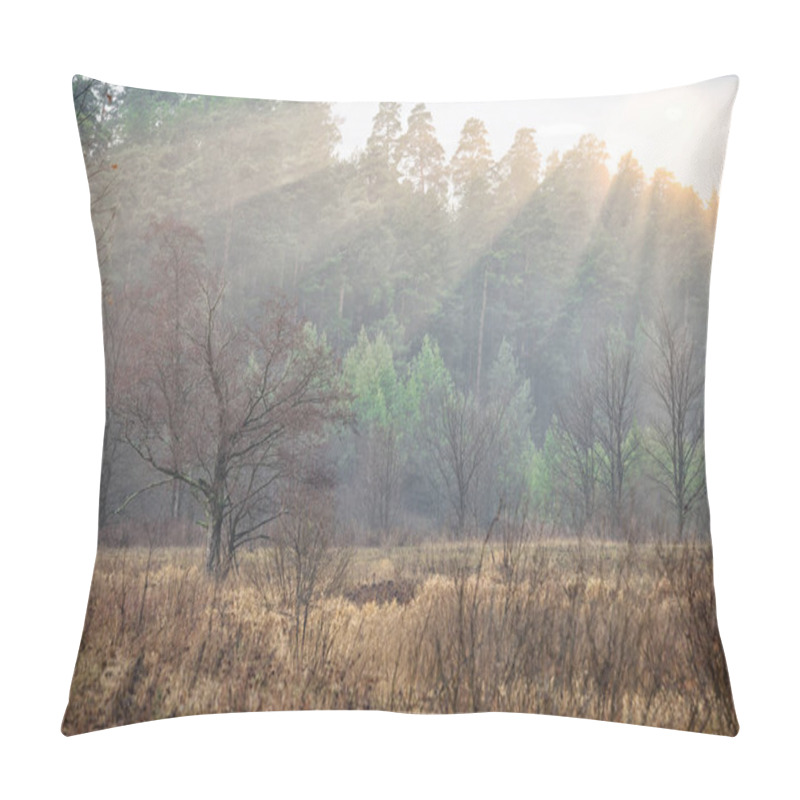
[73,75,735,551]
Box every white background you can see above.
[2,2,797,797]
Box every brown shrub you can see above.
[63,533,737,735]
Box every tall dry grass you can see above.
[62,524,737,735]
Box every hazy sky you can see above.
[334,76,737,201]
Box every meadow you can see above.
[62,521,738,736]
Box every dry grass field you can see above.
[63,526,738,736]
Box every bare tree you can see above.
[551,370,598,529]
[645,313,706,537]
[420,387,509,536]
[593,330,638,528]
[117,220,348,575]
[358,424,403,534]
[267,480,350,661]
[98,281,145,529]
[414,339,532,536]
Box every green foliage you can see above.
[344,328,407,428]
[407,335,455,414]
[396,104,448,201]
[87,88,720,538]
[497,127,541,211]
[527,428,558,518]
[451,117,495,204]
[362,102,404,201]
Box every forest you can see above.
[75,77,717,559]
[64,77,736,734]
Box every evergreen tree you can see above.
[497,127,541,217]
[362,102,403,201]
[397,103,448,202]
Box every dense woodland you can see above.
[74,77,719,572]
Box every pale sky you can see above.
[334,76,737,201]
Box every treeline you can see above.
[338,314,706,540]
[74,78,716,548]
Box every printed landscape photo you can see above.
[63,75,738,735]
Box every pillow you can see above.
[64,75,738,735]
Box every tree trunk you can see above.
[475,267,489,397]
[171,479,183,519]
[206,501,224,576]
